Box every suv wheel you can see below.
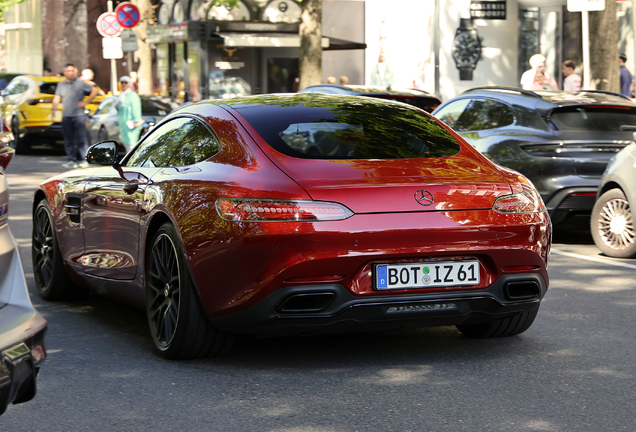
[591,188,636,258]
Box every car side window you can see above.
[456,99,515,131]
[3,78,27,96]
[166,119,220,166]
[125,117,194,168]
[434,99,471,131]
[96,98,117,115]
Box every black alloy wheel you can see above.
[32,200,85,300]
[146,223,233,359]
[98,127,108,143]
[12,117,30,155]
[591,188,636,258]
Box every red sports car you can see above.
[32,94,551,359]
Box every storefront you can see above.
[146,0,366,103]
[362,0,603,100]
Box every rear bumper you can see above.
[211,273,547,335]
[0,320,47,415]
[544,186,597,225]
[22,123,64,142]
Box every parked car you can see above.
[299,84,442,113]
[0,131,47,415]
[433,86,636,227]
[591,138,636,257]
[0,75,106,154]
[86,95,181,149]
[0,73,24,91]
[33,94,551,359]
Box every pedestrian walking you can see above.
[116,76,143,153]
[370,51,394,88]
[530,66,557,90]
[619,53,633,97]
[80,68,95,86]
[521,54,549,90]
[51,64,99,168]
[562,60,581,91]
[339,75,349,86]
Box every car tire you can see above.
[12,117,30,155]
[591,188,636,258]
[456,304,539,338]
[32,199,88,300]
[146,223,233,359]
[98,127,108,143]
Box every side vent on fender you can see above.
[65,197,82,224]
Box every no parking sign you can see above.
[96,12,123,37]
[115,2,141,28]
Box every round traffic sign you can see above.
[115,2,141,28]
[97,12,123,37]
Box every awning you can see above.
[212,32,366,51]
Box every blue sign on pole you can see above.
[115,3,140,29]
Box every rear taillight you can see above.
[216,199,353,222]
[493,190,546,214]
[569,192,597,197]
[0,203,8,217]
[0,147,15,170]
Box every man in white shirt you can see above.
[562,60,581,91]
[521,54,547,90]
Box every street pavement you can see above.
[1,152,636,431]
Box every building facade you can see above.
[2,0,634,102]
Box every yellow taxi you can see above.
[0,75,105,154]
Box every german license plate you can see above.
[375,260,480,290]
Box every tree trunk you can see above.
[589,1,619,92]
[132,0,152,95]
[298,0,322,90]
[64,0,88,71]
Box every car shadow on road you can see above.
[41,284,548,370]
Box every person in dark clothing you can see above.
[619,53,633,97]
[51,64,99,168]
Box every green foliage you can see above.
[0,0,26,22]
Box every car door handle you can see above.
[123,182,139,194]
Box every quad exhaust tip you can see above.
[503,280,540,301]
[277,292,336,313]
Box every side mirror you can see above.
[86,140,118,165]
[143,117,157,127]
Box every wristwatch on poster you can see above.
[451,18,482,81]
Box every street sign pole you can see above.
[108,0,117,95]
[567,0,605,90]
[582,9,590,89]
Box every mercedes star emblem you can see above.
[415,190,434,206]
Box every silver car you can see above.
[86,95,181,147]
[591,139,636,258]
[0,132,47,415]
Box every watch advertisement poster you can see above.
[470,1,506,20]
[451,18,482,81]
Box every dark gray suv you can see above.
[433,87,636,227]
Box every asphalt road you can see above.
[2,152,636,431]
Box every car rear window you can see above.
[549,106,636,131]
[235,97,460,159]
